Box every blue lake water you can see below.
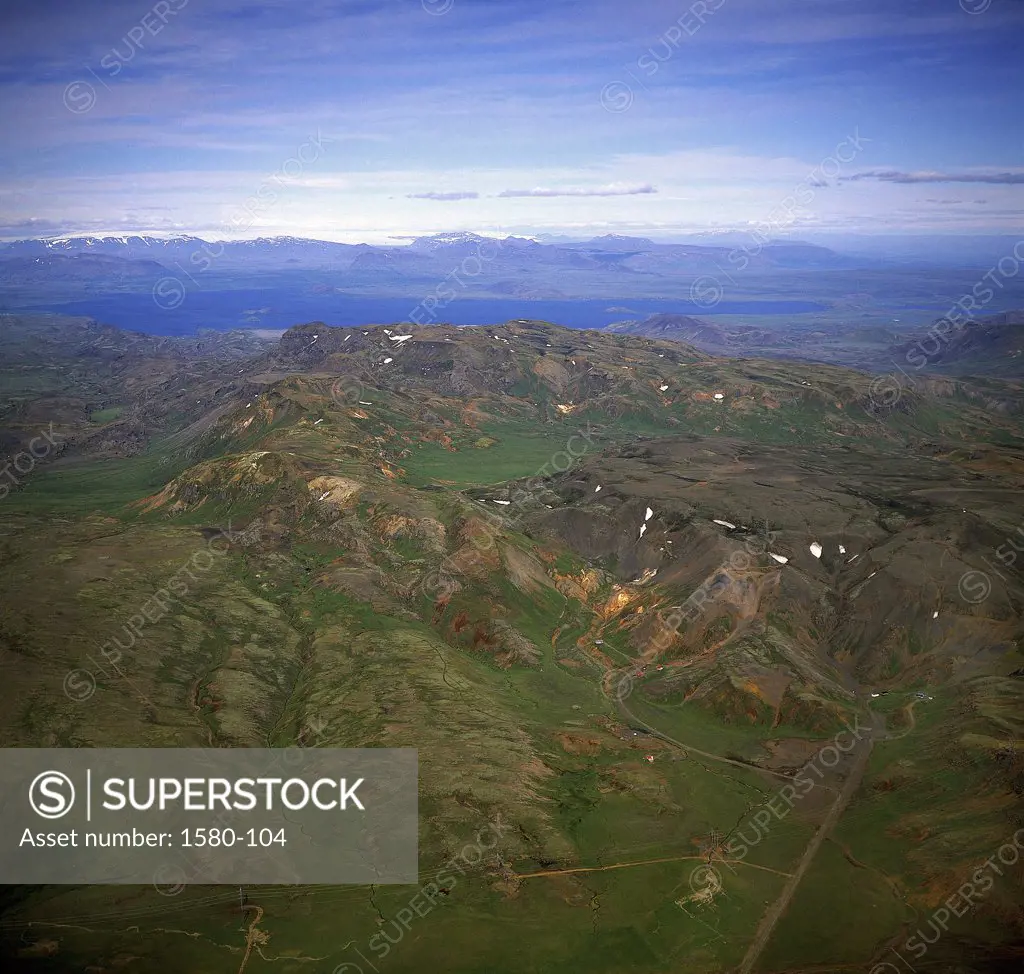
[22,290,829,337]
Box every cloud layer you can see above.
[497,184,657,198]
[0,0,1021,239]
[407,192,480,201]
[844,170,1024,185]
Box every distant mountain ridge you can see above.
[0,252,168,284]
[891,310,1024,377]
[8,234,1023,350]
[607,309,1024,389]
[0,230,854,269]
[0,231,872,321]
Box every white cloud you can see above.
[497,183,656,198]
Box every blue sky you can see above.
[0,0,1021,241]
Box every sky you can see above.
[0,0,1022,242]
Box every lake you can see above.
[23,289,829,337]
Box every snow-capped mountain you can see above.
[0,234,363,268]
[0,231,855,290]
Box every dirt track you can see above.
[735,712,882,974]
[613,677,839,794]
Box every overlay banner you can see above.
[0,748,418,885]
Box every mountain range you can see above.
[2,312,1022,971]
[1,311,1023,971]
[4,233,1024,343]
[0,231,863,277]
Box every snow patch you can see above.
[809,542,823,559]
[712,519,736,530]
[768,553,789,564]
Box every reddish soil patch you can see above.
[555,731,606,756]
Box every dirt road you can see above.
[615,691,838,793]
[734,713,882,973]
